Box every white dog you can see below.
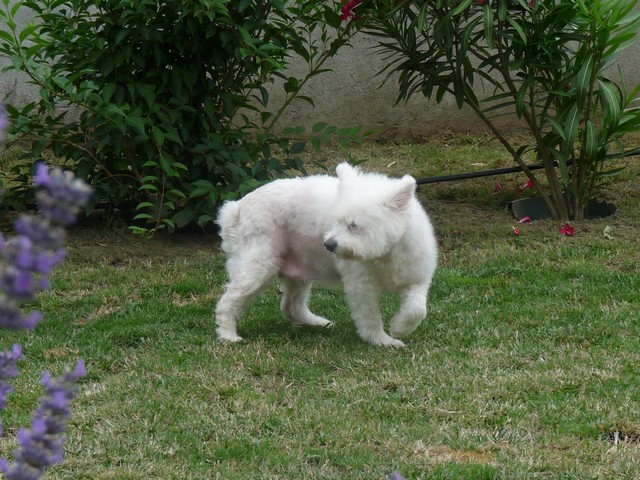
[215,162,438,347]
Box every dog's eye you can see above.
[347,221,358,231]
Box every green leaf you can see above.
[152,127,165,147]
[549,148,570,188]
[198,214,215,227]
[498,0,507,21]
[136,201,156,209]
[483,2,494,49]
[172,208,196,229]
[451,0,473,16]
[192,179,215,189]
[515,83,528,118]
[597,78,621,129]
[125,116,147,136]
[18,23,38,44]
[453,74,465,109]
[545,116,567,141]
[582,119,597,159]
[564,104,581,152]
[574,53,595,105]
[189,188,211,199]
[312,121,328,133]
[290,141,306,154]
[297,95,315,107]
[505,16,527,45]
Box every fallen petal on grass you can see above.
[559,223,575,236]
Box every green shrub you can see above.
[0,0,363,231]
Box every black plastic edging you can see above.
[415,147,640,186]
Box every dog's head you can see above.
[323,163,416,260]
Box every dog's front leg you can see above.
[390,285,428,339]
[343,282,405,347]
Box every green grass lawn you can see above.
[2,135,640,479]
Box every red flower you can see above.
[477,0,486,4]
[512,226,520,236]
[559,223,575,236]
[529,0,536,6]
[340,0,362,21]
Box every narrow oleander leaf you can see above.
[583,119,597,159]
[574,53,595,105]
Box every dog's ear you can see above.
[336,162,358,180]
[388,175,416,211]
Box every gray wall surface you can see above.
[270,33,640,140]
[2,5,640,140]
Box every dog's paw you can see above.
[217,330,244,343]
[379,336,406,348]
[292,315,333,328]
[364,333,406,348]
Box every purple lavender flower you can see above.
[14,217,66,251]
[0,361,85,479]
[386,473,406,480]
[1,161,91,479]
[0,163,91,330]
[0,344,22,412]
[0,303,42,330]
[34,164,92,226]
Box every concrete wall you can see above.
[270,33,640,140]
[269,34,486,140]
[2,5,640,140]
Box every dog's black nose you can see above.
[324,238,338,252]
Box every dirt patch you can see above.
[67,228,220,265]
[412,440,495,465]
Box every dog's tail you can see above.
[216,200,241,253]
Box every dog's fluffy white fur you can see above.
[215,162,438,347]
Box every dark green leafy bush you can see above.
[0,0,362,230]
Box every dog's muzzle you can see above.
[323,238,338,253]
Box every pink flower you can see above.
[512,226,520,236]
[518,216,532,223]
[477,0,486,4]
[529,0,536,6]
[493,182,504,195]
[517,178,535,196]
[559,223,575,236]
[340,0,362,21]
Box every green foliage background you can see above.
[1,0,363,231]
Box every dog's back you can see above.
[217,175,338,245]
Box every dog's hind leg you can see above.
[215,247,279,343]
[280,278,332,328]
